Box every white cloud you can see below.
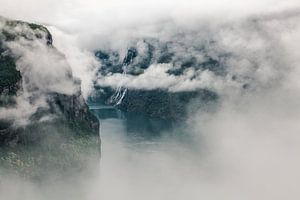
[97,63,225,92]
[0,20,77,125]
[1,0,300,200]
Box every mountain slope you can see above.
[0,17,100,178]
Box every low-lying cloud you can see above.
[1,0,300,200]
[0,19,77,126]
[95,12,300,95]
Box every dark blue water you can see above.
[89,104,174,143]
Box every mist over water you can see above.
[1,0,300,199]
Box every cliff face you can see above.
[90,42,219,121]
[0,17,99,178]
[90,86,217,121]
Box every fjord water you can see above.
[89,104,175,143]
[85,101,212,200]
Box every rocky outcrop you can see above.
[0,17,99,178]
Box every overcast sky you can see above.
[1,1,300,199]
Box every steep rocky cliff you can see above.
[0,17,99,178]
